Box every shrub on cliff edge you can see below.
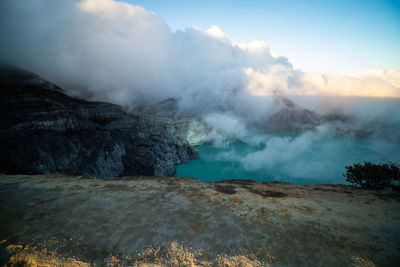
[344,161,400,190]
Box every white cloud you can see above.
[236,40,269,54]
[206,25,230,42]
[245,64,293,95]
[351,69,400,88]
[245,68,400,97]
[297,71,400,97]
[0,0,398,116]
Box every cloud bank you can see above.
[1,0,399,113]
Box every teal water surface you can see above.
[175,135,400,185]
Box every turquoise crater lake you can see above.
[175,134,400,185]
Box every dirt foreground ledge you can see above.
[0,174,399,266]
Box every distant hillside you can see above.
[0,65,196,178]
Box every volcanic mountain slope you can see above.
[260,96,322,132]
[0,65,196,178]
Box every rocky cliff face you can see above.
[0,66,196,178]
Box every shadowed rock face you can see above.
[0,65,196,178]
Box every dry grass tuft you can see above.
[6,243,89,267]
[134,241,274,266]
[4,241,275,266]
[351,257,375,267]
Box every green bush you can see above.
[344,161,400,190]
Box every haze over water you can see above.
[176,96,400,184]
[176,135,397,185]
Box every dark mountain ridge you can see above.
[0,65,196,178]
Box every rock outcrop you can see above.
[0,65,196,178]
[261,96,322,132]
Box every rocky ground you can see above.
[1,173,399,266]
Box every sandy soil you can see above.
[0,173,399,266]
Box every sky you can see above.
[122,0,400,74]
